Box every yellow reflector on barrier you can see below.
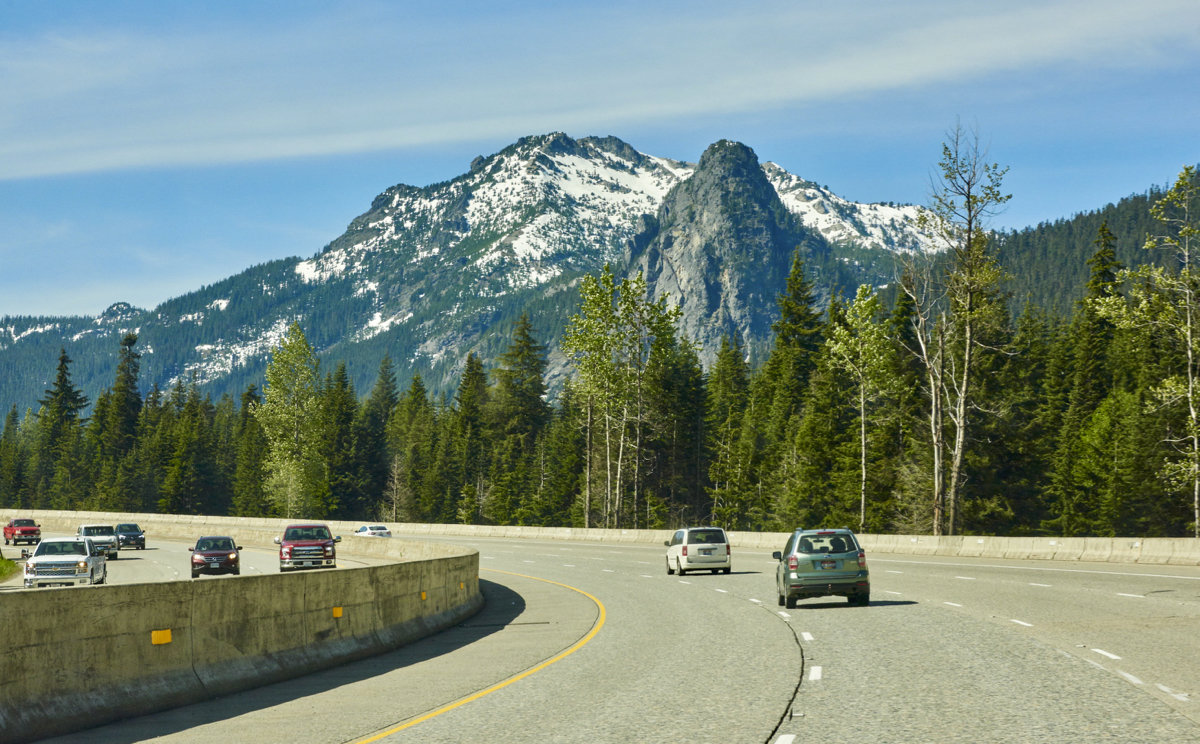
[151,629,172,645]
[420,591,427,601]
[333,606,343,618]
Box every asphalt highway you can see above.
[13,534,1200,743]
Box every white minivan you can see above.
[665,526,732,575]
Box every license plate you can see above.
[700,549,713,555]
[820,560,837,569]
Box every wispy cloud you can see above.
[2,0,1196,180]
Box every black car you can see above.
[190,536,242,578]
[115,522,145,550]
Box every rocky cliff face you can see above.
[633,140,843,367]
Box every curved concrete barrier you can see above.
[0,510,481,744]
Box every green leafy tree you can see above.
[826,285,895,531]
[1095,166,1200,535]
[254,322,323,518]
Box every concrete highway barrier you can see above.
[0,510,482,744]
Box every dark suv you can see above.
[116,523,146,550]
[773,528,870,607]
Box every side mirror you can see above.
[273,537,281,544]
[772,551,782,560]
[236,545,244,551]
[334,536,342,543]
[188,546,195,551]
[20,549,30,559]
[663,540,670,546]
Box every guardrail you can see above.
[350,522,1200,565]
[0,511,482,744]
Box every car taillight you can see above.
[681,545,688,557]
[857,551,867,569]
[787,555,798,570]
[726,544,731,556]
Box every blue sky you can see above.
[2,0,1198,317]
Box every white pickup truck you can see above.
[77,524,119,559]
[23,537,108,588]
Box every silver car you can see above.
[773,528,870,607]
[665,526,732,575]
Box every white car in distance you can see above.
[665,526,732,575]
[354,524,392,538]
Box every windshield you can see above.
[796,533,857,554]
[14,519,34,526]
[83,526,114,536]
[196,537,234,551]
[285,526,331,541]
[116,524,139,531]
[37,541,86,556]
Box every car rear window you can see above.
[796,533,857,554]
[686,529,727,544]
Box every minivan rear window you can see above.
[687,529,726,544]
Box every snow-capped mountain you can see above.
[0,133,930,410]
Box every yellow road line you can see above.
[352,568,606,743]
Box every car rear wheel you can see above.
[785,594,797,609]
[676,560,686,576]
[855,592,870,606]
[666,560,674,575]
[723,567,731,574]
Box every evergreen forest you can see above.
[2,148,1199,539]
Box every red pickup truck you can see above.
[273,523,341,572]
[4,518,41,546]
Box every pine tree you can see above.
[356,355,398,517]
[232,385,270,516]
[32,349,90,508]
[706,335,750,527]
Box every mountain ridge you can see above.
[0,132,1147,413]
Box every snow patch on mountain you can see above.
[763,162,930,254]
[178,317,293,386]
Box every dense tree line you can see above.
[2,142,1198,537]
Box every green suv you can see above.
[773,528,870,607]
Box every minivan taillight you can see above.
[682,545,688,557]
[787,555,798,570]
[857,551,867,569]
